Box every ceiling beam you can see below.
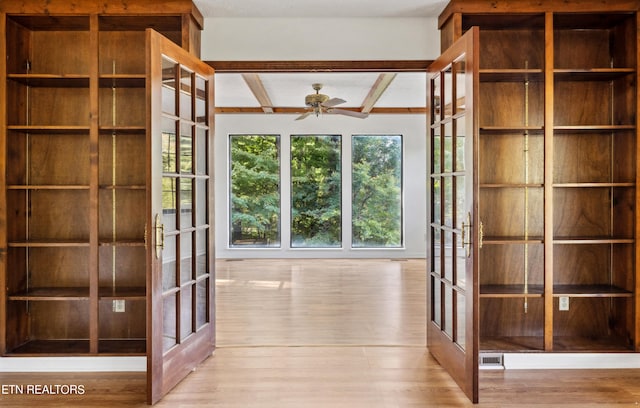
[215,107,426,115]
[360,73,397,114]
[207,60,432,73]
[241,73,274,113]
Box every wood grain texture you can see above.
[1,259,640,406]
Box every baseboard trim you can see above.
[0,357,146,372]
[503,353,640,370]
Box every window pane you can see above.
[291,135,342,248]
[229,135,281,247]
[352,135,402,248]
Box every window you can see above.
[290,135,342,248]
[352,135,403,248]
[229,135,281,247]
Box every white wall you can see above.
[215,113,427,259]
[203,17,438,259]
[201,17,441,60]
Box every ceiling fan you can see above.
[295,83,369,120]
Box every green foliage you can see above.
[352,135,402,247]
[229,135,280,246]
[291,135,342,247]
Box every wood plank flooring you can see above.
[1,259,639,407]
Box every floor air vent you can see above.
[480,353,504,369]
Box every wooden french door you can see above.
[147,29,215,404]
[427,27,479,403]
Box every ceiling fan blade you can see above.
[321,97,346,108]
[328,108,369,119]
[295,111,313,121]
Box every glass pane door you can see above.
[427,27,479,403]
[147,29,215,404]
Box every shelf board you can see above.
[99,75,146,88]
[553,182,635,188]
[8,240,90,248]
[99,240,145,247]
[99,126,146,134]
[480,68,544,82]
[554,125,635,132]
[8,287,90,301]
[553,336,633,352]
[99,286,146,300]
[482,236,544,244]
[480,183,544,188]
[100,184,146,190]
[481,284,544,297]
[7,340,91,355]
[8,185,90,190]
[553,237,634,244]
[8,73,90,87]
[98,339,146,355]
[553,284,632,297]
[554,68,635,81]
[7,125,90,134]
[481,336,544,352]
[480,125,544,133]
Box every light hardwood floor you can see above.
[1,259,639,407]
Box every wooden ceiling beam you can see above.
[208,60,432,73]
[215,107,426,114]
[361,73,397,114]
[241,73,274,113]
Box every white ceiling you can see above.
[200,0,444,115]
[194,0,447,18]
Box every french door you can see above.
[147,29,215,404]
[427,27,479,403]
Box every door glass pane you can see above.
[229,135,281,247]
[162,235,177,291]
[163,177,177,232]
[180,232,193,284]
[195,75,207,124]
[433,177,441,225]
[180,178,193,228]
[180,67,192,120]
[433,126,441,173]
[455,119,466,172]
[195,178,207,226]
[455,176,466,229]
[456,291,466,349]
[180,123,193,174]
[196,280,208,329]
[352,135,402,248]
[444,231,453,282]
[291,135,342,248]
[444,176,453,227]
[444,286,453,337]
[195,229,207,278]
[455,60,466,115]
[443,66,453,120]
[195,127,207,175]
[456,231,466,288]
[162,57,177,116]
[162,119,177,173]
[163,294,177,352]
[432,74,442,123]
[180,288,193,341]
[444,121,453,172]
[432,277,441,327]
[432,228,441,276]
